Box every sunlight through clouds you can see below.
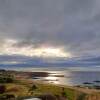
[0,39,71,58]
[0,0,99,67]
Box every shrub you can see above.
[0,77,14,83]
[0,85,6,94]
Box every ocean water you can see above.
[32,71,100,86]
[2,66,100,86]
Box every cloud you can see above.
[0,55,100,67]
[0,0,100,66]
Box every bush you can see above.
[0,77,14,83]
[0,85,6,94]
[0,94,16,100]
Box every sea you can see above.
[1,66,100,86]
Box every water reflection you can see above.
[45,76,59,84]
[33,71,100,86]
[3,67,100,86]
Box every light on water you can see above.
[3,67,100,86]
[45,76,59,84]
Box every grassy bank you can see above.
[0,79,87,100]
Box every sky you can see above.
[0,0,100,67]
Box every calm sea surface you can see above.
[34,71,100,86]
[2,66,100,86]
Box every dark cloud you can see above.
[0,0,100,64]
[0,0,63,39]
[0,55,100,67]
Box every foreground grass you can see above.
[0,78,100,100]
[0,79,87,100]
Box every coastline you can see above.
[0,69,100,100]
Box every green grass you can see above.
[14,80,85,100]
[0,78,97,100]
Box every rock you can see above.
[38,94,57,100]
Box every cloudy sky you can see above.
[0,0,100,67]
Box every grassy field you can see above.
[0,79,87,100]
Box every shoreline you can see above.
[0,69,100,100]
